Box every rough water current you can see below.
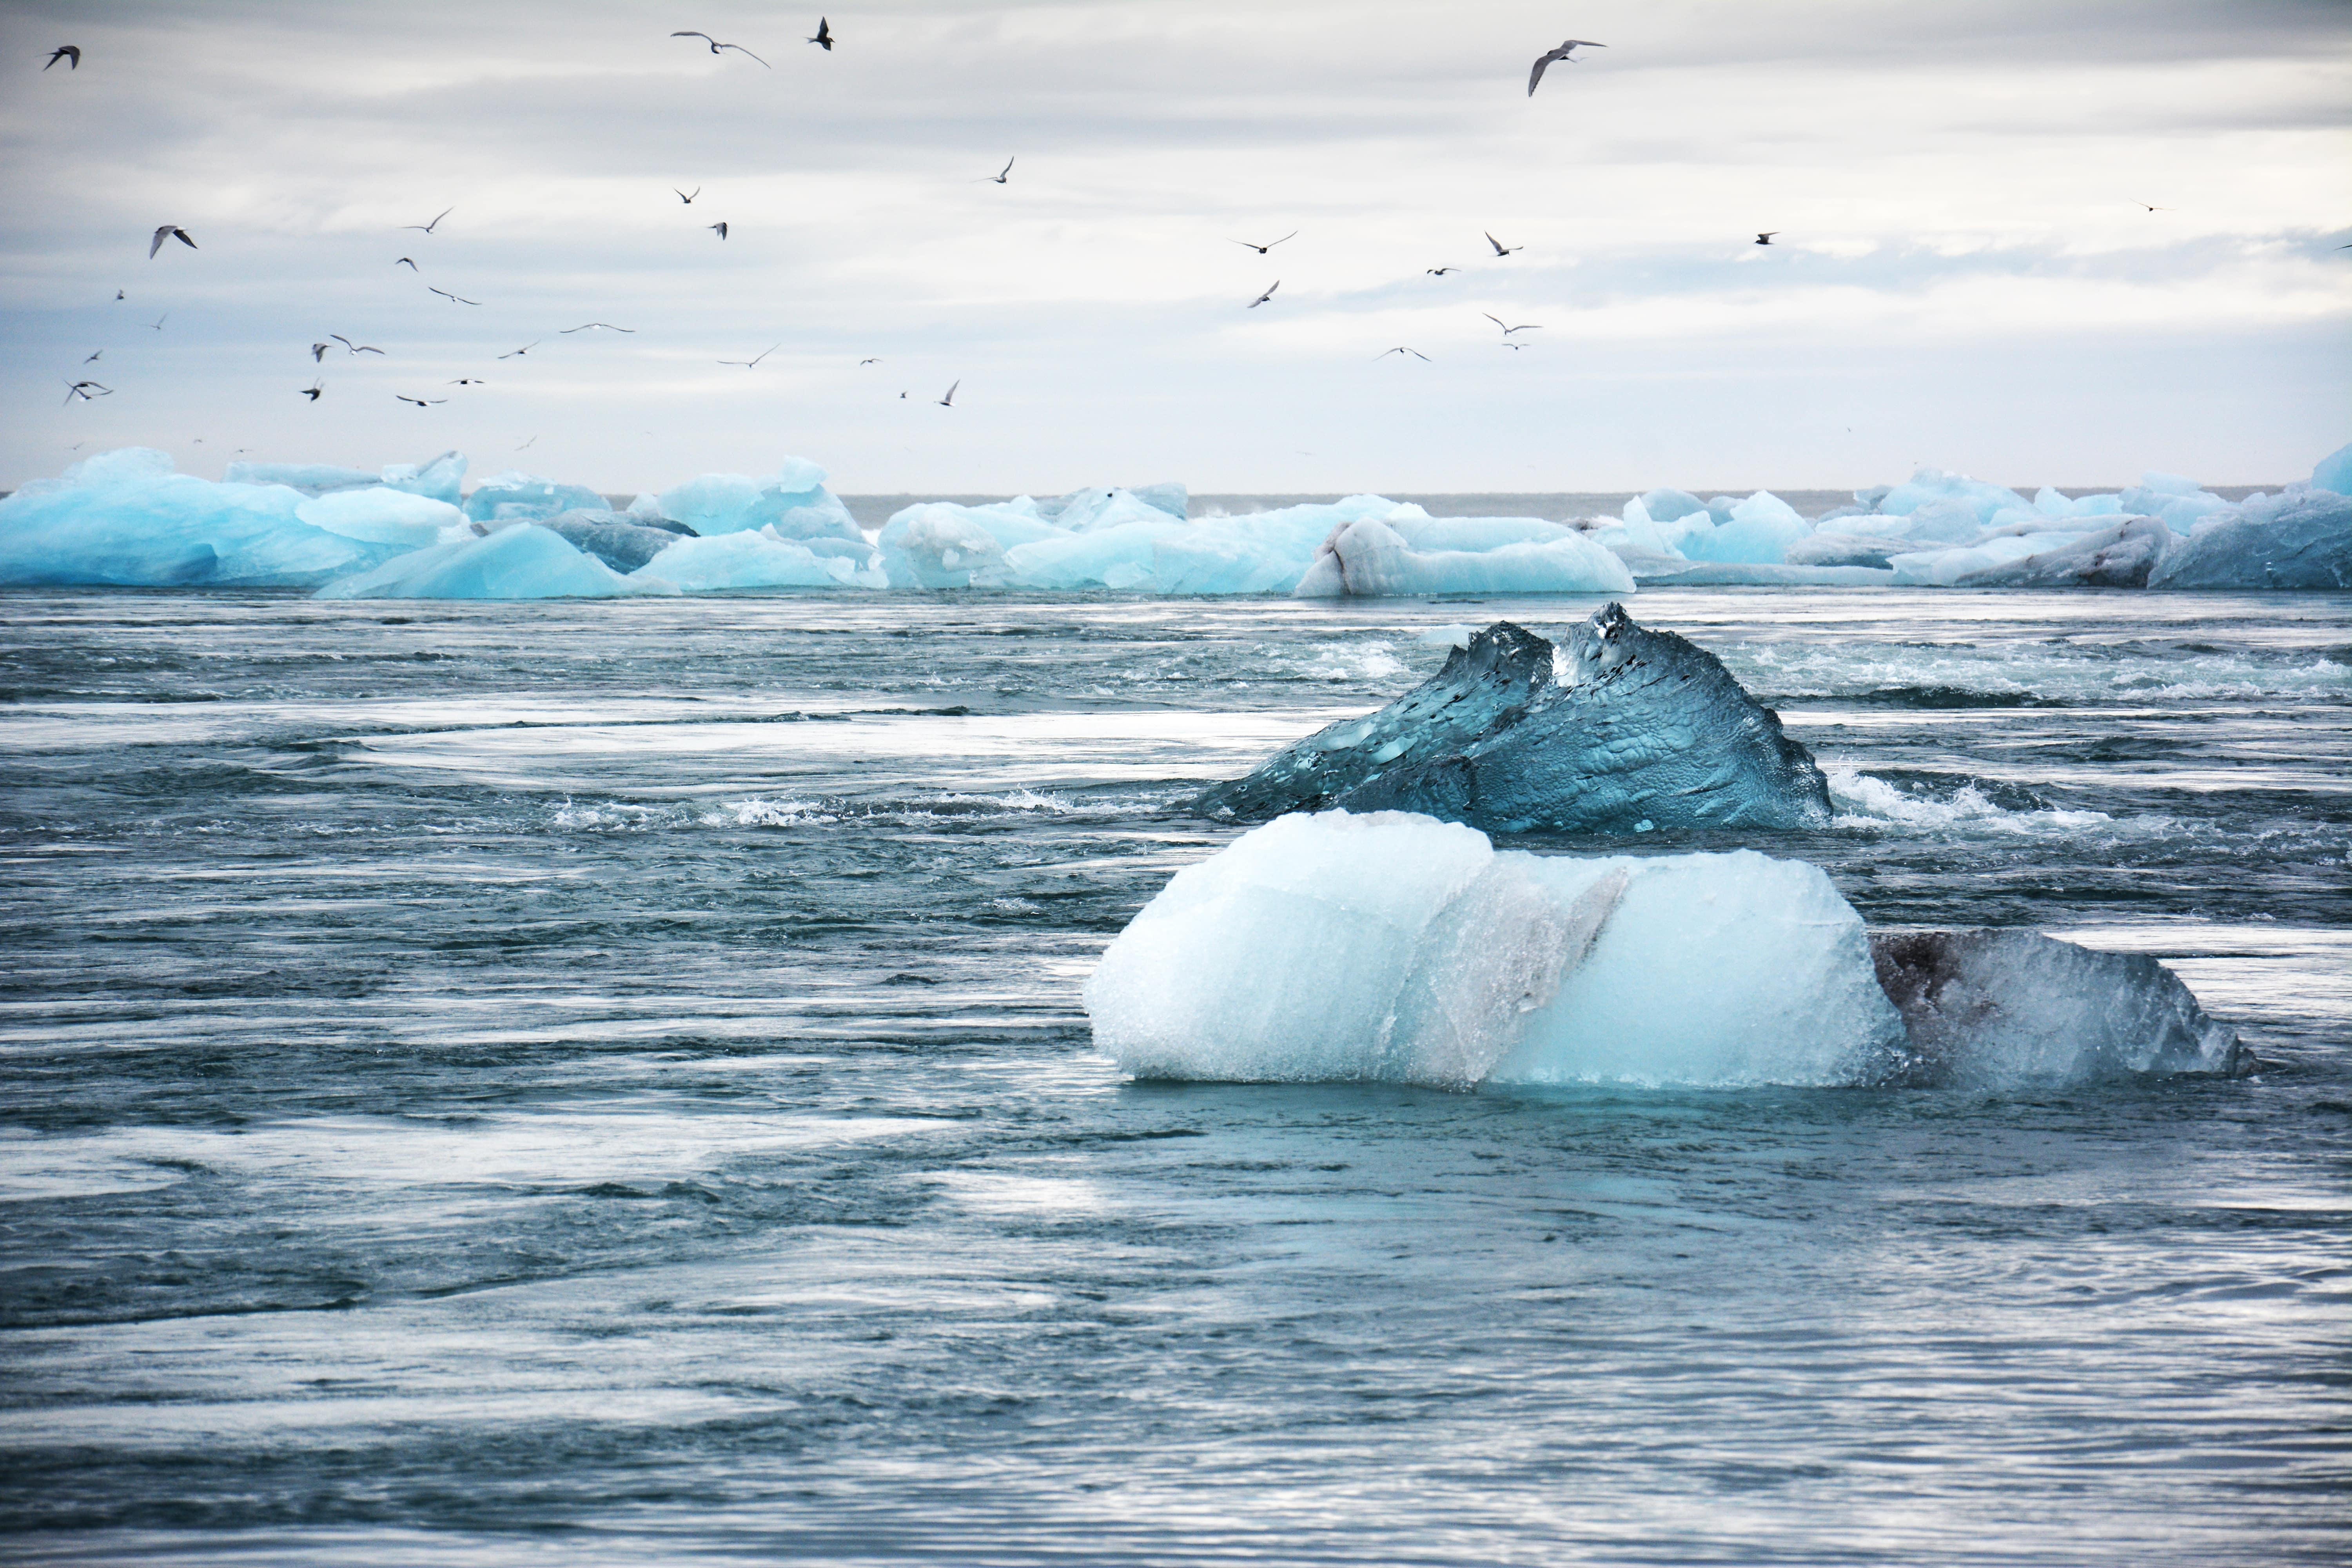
[2,586,2347,1565]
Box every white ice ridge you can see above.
[3,441,2344,597]
[1084,809,1904,1091]
[1085,809,2240,1091]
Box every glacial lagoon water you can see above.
[1,585,2347,1564]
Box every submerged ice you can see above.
[1196,607,1831,834]
[1086,809,2241,1092]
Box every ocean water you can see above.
[0,585,2346,1565]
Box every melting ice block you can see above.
[1196,606,1831,833]
[1086,810,1904,1089]
[1870,930,2238,1084]
[0,448,409,588]
[316,524,675,599]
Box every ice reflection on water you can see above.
[0,586,2346,1565]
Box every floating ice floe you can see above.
[1085,809,2241,1091]
[1198,608,1830,833]
[0,448,439,588]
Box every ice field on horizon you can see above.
[1,441,2347,598]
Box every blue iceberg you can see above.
[1196,606,1831,833]
[316,524,674,600]
[657,459,862,543]
[0,448,423,588]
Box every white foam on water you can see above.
[1828,767,2116,834]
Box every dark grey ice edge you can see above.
[1195,604,1832,833]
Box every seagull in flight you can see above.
[1485,232,1523,257]
[498,341,541,358]
[149,225,196,258]
[396,257,417,270]
[936,380,959,407]
[403,208,453,234]
[1755,231,1779,245]
[447,377,486,385]
[858,358,880,365]
[1425,266,1461,276]
[676,187,700,203]
[671,31,769,66]
[808,17,833,50]
[986,157,1014,184]
[63,380,111,404]
[115,290,124,300]
[1376,347,1430,361]
[515,435,537,451]
[82,349,102,364]
[561,323,635,333]
[1528,39,1603,96]
[396,394,447,408]
[428,287,481,305]
[330,334,383,354]
[1483,313,1541,335]
[147,313,168,330]
[707,222,728,240]
[717,343,781,368]
[46,45,80,70]
[1248,280,1279,307]
[1233,232,1296,254]
[2134,201,2171,212]
[299,380,324,402]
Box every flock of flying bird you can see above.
[43,27,2256,426]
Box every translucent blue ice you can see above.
[316,524,674,599]
[0,448,413,588]
[463,470,609,525]
[657,459,862,543]
[633,528,883,591]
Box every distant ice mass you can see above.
[1085,809,2242,1091]
[1197,609,1831,834]
[5,440,2346,597]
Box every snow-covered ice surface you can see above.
[0,585,2347,1566]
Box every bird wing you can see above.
[943,381,958,402]
[174,228,195,248]
[1528,49,1562,96]
[1001,157,1015,176]
[1483,313,1506,329]
[718,42,770,65]
[671,31,712,42]
[149,226,169,258]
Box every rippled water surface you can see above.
[2,587,2347,1565]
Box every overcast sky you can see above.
[2,0,2347,495]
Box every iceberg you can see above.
[1952,517,2176,588]
[1679,491,1812,565]
[657,459,862,543]
[222,450,464,504]
[463,470,609,525]
[296,488,465,550]
[632,527,882,591]
[1085,811,1904,1089]
[2311,441,2352,497]
[1087,811,2244,1091]
[1196,606,1831,833]
[0,448,412,588]
[541,510,697,574]
[316,524,675,600]
[2147,489,2352,590]
[1870,929,2239,1084]
[1293,515,1634,597]
[1035,485,1188,532]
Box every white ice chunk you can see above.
[377,451,466,505]
[464,470,607,524]
[1681,491,1812,564]
[2149,489,2352,590]
[1002,518,1187,590]
[1087,811,1903,1090]
[315,524,676,599]
[1086,811,1582,1089]
[1490,849,1904,1087]
[876,502,1066,588]
[0,448,405,588]
[1639,487,1708,523]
